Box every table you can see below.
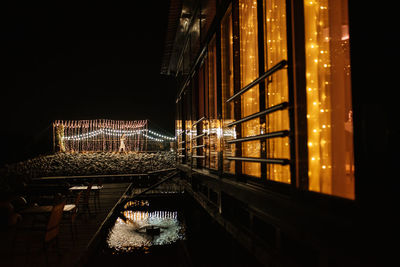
[69,185,103,211]
[20,204,76,215]
[69,185,103,191]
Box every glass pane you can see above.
[266,136,290,183]
[304,0,354,199]
[240,0,261,178]
[264,0,290,183]
[221,7,236,174]
[208,36,219,170]
[197,64,205,168]
[176,118,183,163]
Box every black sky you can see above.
[1,1,175,164]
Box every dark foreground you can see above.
[0,183,130,267]
[1,178,263,267]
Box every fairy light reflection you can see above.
[106,206,185,252]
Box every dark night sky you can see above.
[0,2,175,164]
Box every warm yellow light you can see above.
[304,0,354,199]
[240,0,261,177]
[263,0,290,183]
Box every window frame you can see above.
[174,0,357,202]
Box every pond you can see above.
[92,195,263,267]
[107,200,185,253]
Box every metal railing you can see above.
[192,117,206,127]
[226,130,289,144]
[226,102,288,127]
[190,117,207,165]
[225,60,291,166]
[226,156,290,165]
[226,60,287,103]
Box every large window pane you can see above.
[221,6,236,174]
[264,0,290,183]
[208,36,219,170]
[304,0,354,199]
[240,0,261,178]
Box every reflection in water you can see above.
[107,209,185,252]
[124,200,150,208]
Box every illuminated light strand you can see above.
[63,128,144,141]
[53,119,148,152]
[147,130,176,141]
[63,129,175,142]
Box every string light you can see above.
[304,0,355,199]
[147,130,176,141]
[264,0,290,183]
[62,128,174,142]
[53,120,175,153]
[54,119,147,152]
[305,0,332,193]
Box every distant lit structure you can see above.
[53,119,175,153]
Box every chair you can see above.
[44,200,66,247]
[93,178,103,211]
[81,183,93,218]
[65,191,82,241]
[18,199,66,266]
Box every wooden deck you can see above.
[0,182,131,267]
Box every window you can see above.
[176,101,184,163]
[207,36,219,170]
[264,0,290,183]
[304,0,354,199]
[221,6,235,174]
[184,89,193,164]
[201,0,217,44]
[196,64,206,168]
[240,0,261,178]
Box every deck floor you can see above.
[0,182,131,267]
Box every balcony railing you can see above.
[225,60,291,166]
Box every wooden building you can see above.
[161,0,398,266]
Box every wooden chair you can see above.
[18,199,66,266]
[44,199,65,248]
[65,191,82,241]
[81,183,93,218]
[93,178,103,211]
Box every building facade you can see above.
[162,0,398,266]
